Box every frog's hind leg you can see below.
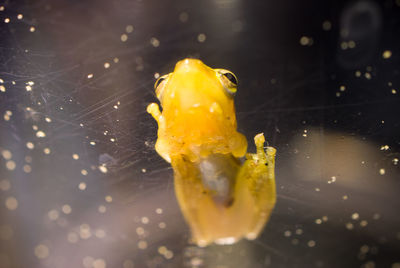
[239,133,277,240]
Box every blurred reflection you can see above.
[337,0,382,68]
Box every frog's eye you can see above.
[215,69,238,97]
[154,74,170,99]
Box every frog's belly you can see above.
[172,154,274,246]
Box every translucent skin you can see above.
[147,59,276,246]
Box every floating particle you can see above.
[0,180,11,191]
[32,125,38,131]
[393,158,399,165]
[315,219,322,224]
[392,89,397,94]
[154,72,160,79]
[158,246,167,255]
[1,150,12,160]
[29,26,36,32]
[315,188,320,192]
[150,37,160,47]
[159,222,166,229]
[291,238,299,245]
[98,205,106,213]
[125,25,134,33]
[364,72,371,79]
[322,216,328,222]
[83,256,95,268]
[340,85,346,92]
[142,168,146,173]
[72,154,79,160]
[351,213,359,220]
[138,240,148,249]
[3,110,11,121]
[81,169,88,176]
[156,208,163,214]
[295,229,303,235]
[23,164,31,173]
[6,161,16,170]
[123,260,134,268]
[105,195,112,203]
[380,145,390,150]
[17,14,23,19]
[43,148,51,154]
[79,224,91,239]
[26,85,32,91]
[62,204,72,214]
[121,34,128,42]
[379,168,385,175]
[45,117,52,122]
[348,40,356,48]
[90,141,96,146]
[92,259,106,268]
[360,220,368,227]
[164,250,174,259]
[179,12,189,22]
[136,227,145,236]
[26,141,35,150]
[113,57,119,63]
[284,230,291,237]
[104,62,110,69]
[25,156,32,163]
[110,138,115,142]
[307,240,316,247]
[0,6,4,11]
[5,197,18,210]
[299,36,312,46]
[98,165,108,174]
[197,33,206,42]
[346,222,354,230]
[36,130,46,138]
[341,41,349,50]
[78,182,87,190]
[382,50,392,59]
[87,74,93,79]
[336,92,341,97]
[34,244,49,259]
[322,20,332,31]
[95,229,106,238]
[4,18,10,23]
[141,217,149,224]
[48,209,60,221]
[0,85,6,92]
[372,213,380,220]
[355,70,361,77]
[67,232,79,243]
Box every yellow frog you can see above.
[147,59,276,246]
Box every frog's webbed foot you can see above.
[146,103,162,124]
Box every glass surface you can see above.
[0,0,399,267]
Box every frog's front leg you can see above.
[147,103,171,162]
[236,133,277,240]
[146,103,162,124]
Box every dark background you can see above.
[0,0,400,267]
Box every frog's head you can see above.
[153,58,238,110]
